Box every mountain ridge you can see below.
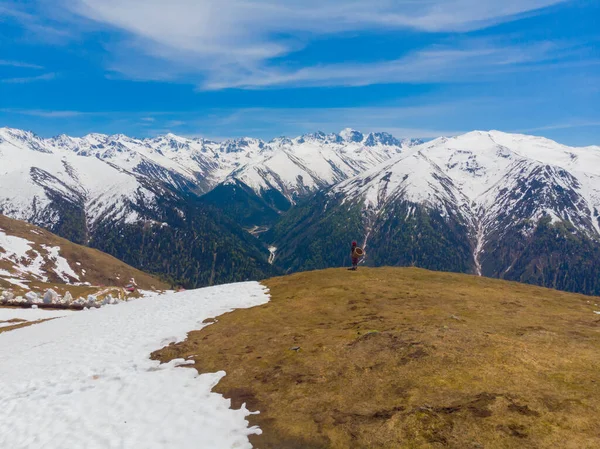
[268,130,600,295]
[0,126,422,204]
[2,125,600,294]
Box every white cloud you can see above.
[0,108,86,117]
[0,59,43,69]
[203,40,579,90]
[517,120,600,132]
[1,73,56,83]
[47,0,568,88]
[0,2,73,41]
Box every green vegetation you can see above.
[199,180,286,228]
[270,195,473,275]
[90,195,280,288]
[268,193,600,296]
[485,216,600,296]
[268,193,366,272]
[367,201,472,273]
[36,181,280,288]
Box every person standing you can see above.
[351,241,360,271]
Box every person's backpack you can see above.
[352,247,365,258]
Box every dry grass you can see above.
[153,267,600,449]
[2,281,115,299]
[0,214,168,295]
[0,318,52,334]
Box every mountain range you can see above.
[1,126,599,295]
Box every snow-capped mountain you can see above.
[0,127,289,288]
[336,130,600,240]
[44,131,267,195]
[0,128,158,231]
[3,125,600,295]
[271,131,600,296]
[228,129,419,202]
[0,125,421,235]
[0,127,420,227]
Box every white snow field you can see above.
[0,307,74,323]
[0,282,271,449]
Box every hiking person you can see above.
[350,241,363,271]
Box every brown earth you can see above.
[0,318,52,334]
[152,267,600,449]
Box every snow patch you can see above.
[268,246,277,265]
[40,245,81,282]
[0,281,270,449]
[0,307,74,322]
[0,230,47,282]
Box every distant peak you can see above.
[111,133,132,141]
[339,128,364,143]
[363,132,397,147]
[270,136,293,145]
[0,127,37,138]
[50,134,77,146]
[83,133,109,142]
[303,131,327,140]
[461,130,490,137]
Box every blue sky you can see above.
[0,0,598,145]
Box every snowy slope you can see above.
[0,214,167,291]
[229,129,420,201]
[329,130,600,279]
[0,227,77,286]
[337,130,600,235]
[0,282,270,449]
[0,220,80,287]
[0,307,74,324]
[0,128,155,228]
[0,127,420,225]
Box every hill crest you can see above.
[154,267,600,449]
[0,214,167,295]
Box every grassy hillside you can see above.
[153,267,600,449]
[0,214,168,295]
